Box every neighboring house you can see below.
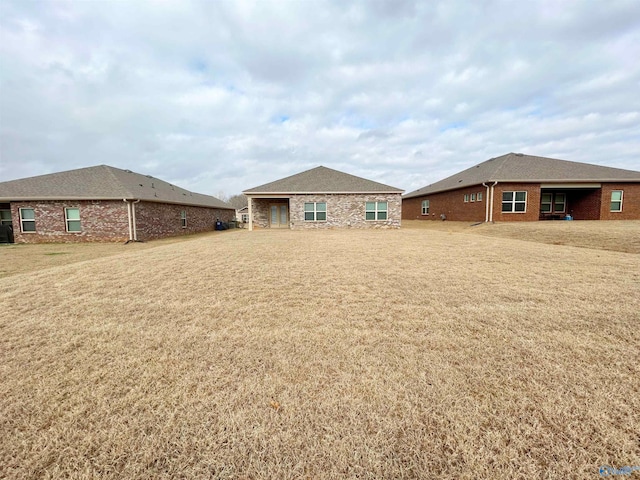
[403,153,640,222]
[236,206,249,224]
[243,166,404,230]
[0,165,235,243]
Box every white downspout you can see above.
[248,196,253,231]
[123,199,141,242]
[482,183,490,223]
[131,199,140,241]
[488,181,498,223]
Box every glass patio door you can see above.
[269,204,289,228]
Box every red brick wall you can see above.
[135,202,234,240]
[492,183,541,222]
[568,190,601,220]
[10,200,235,243]
[600,183,640,220]
[11,200,129,243]
[402,185,488,221]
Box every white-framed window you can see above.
[181,210,187,228]
[365,201,387,220]
[19,208,36,232]
[554,193,566,213]
[541,193,566,213]
[0,210,11,225]
[65,208,81,232]
[421,200,430,215]
[464,194,469,203]
[477,192,483,201]
[541,193,552,213]
[241,213,249,223]
[502,191,527,213]
[304,202,326,221]
[610,191,623,212]
[470,193,476,202]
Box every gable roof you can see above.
[0,165,234,209]
[404,153,640,198]
[243,166,403,195]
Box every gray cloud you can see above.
[1,0,639,197]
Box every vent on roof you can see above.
[139,183,143,187]
[515,153,524,156]
[152,182,155,188]
[146,175,153,178]
[125,169,132,173]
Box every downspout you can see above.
[482,183,490,223]
[123,199,141,243]
[488,181,498,223]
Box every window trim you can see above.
[19,208,36,233]
[421,200,430,215]
[304,202,327,222]
[501,191,527,213]
[470,193,476,202]
[0,209,12,226]
[64,207,82,232]
[463,194,469,203]
[181,210,187,228]
[477,192,483,202]
[553,193,566,213]
[610,190,623,212]
[365,201,388,221]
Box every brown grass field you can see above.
[1,222,639,479]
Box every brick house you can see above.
[0,165,235,243]
[243,166,403,230]
[403,153,640,222]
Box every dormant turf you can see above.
[1,224,639,479]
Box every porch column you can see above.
[248,196,253,231]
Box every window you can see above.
[304,202,326,221]
[610,191,623,212]
[19,208,36,232]
[554,193,566,213]
[502,191,527,213]
[0,210,11,225]
[241,213,249,223]
[464,194,469,203]
[65,208,81,232]
[477,192,483,201]
[181,210,187,228]
[365,201,387,220]
[470,193,476,202]
[541,193,567,214]
[421,200,430,215]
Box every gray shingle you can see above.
[0,165,233,210]
[244,166,403,194]
[404,153,640,198]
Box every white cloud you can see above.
[1,0,639,197]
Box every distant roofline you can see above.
[0,195,236,209]
[244,190,404,195]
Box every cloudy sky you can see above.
[1,0,639,198]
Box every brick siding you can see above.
[404,182,640,222]
[251,193,402,229]
[9,200,234,243]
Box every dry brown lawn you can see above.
[1,224,639,479]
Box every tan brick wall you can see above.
[10,200,234,243]
[250,194,402,229]
[290,193,401,229]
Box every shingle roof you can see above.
[0,165,234,209]
[404,153,640,198]
[243,166,403,194]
